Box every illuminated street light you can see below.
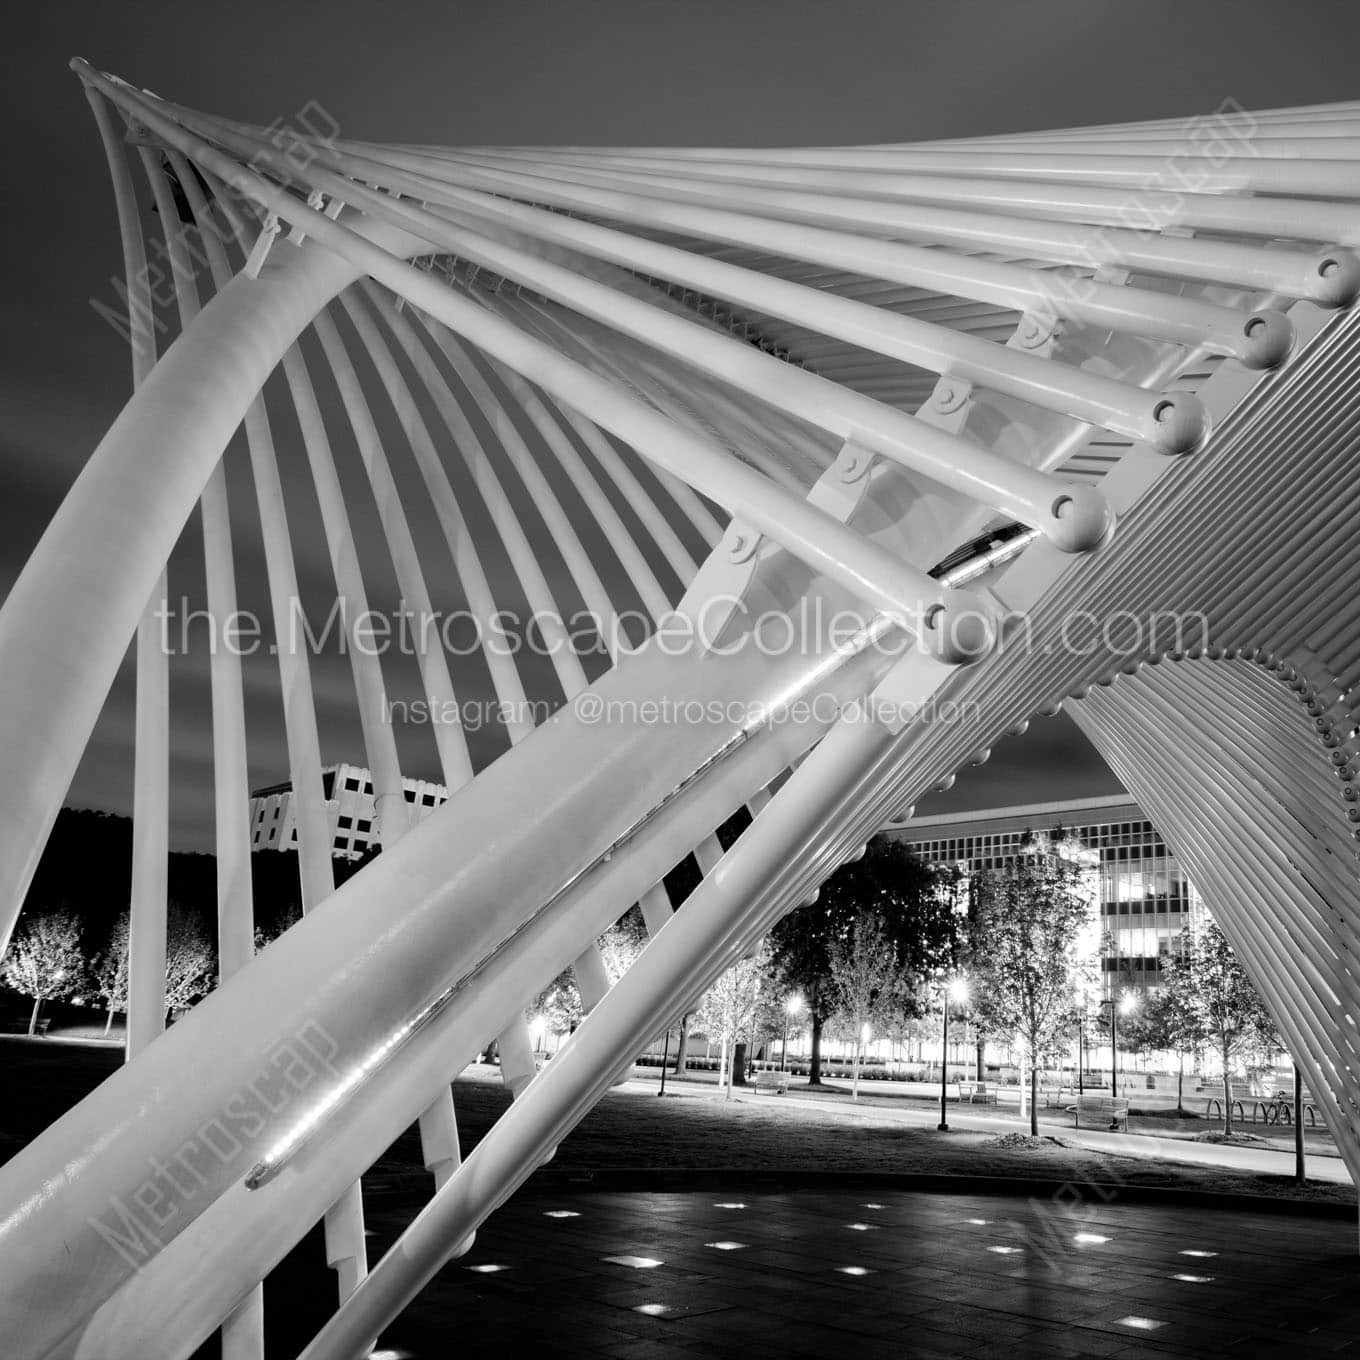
[938,976,969,1132]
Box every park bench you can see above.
[1204,1084,1266,1123]
[0,1019,50,1036]
[1067,1094,1130,1130]
[752,1069,791,1095]
[957,1080,997,1106]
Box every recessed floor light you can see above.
[705,1241,745,1250]
[714,1202,746,1209]
[1116,1316,1167,1331]
[634,1303,673,1317]
[604,1255,664,1269]
[861,1203,885,1210]
[465,1264,506,1274]
[846,1223,876,1231]
[1074,1232,1110,1245]
[1179,1249,1218,1258]
[987,1245,1022,1255]
[543,1210,580,1219]
[836,1266,873,1276]
[1172,1273,1215,1283]
[965,1218,990,1226]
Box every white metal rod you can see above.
[90,78,965,630]
[297,704,899,1360]
[85,92,170,1058]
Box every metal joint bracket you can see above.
[723,522,761,565]
[1013,311,1060,354]
[931,378,973,416]
[244,214,281,279]
[286,190,326,244]
[836,443,874,483]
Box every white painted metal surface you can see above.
[0,66,1358,1359]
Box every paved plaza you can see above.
[243,1186,1359,1359]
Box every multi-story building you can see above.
[249,762,449,860]
[885,793,1207,997]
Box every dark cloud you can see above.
[7,0,1359,845]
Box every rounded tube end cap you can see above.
[1310,250,1360,309]
[1046,484,1113,553]
[1239,310,1294,370]
[1147,393,1209,455]
[919,588,996,665]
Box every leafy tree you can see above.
[254,901,302,954]
[968,854,1090,1134]
[696,941,772,1098]
[533,969,583,1043]
[827,911,900,1099]
[1165,920,1274,1134]
[3,910,85,1034]
[768,837,953,1084]
[163,904,216,1020]
[598,907,647,984]
[1119,980,1204,1112]
[93,911,131,1035]
[529,909,649,1049]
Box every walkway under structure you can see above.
[1,64,1359,1359]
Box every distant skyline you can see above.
[9,0,1360,846]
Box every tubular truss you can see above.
[0,67,1357,1359]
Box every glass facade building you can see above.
[886,793,1206,997]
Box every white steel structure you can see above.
[1,63,1360,1358]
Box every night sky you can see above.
[7,0,1360,847]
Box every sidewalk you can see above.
[622,1074,1354,1187]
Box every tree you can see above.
[696,941,772,1098]
[598,908,647,984]
[827,911,900,1099]
[969,854,1090,1134]
[1165,920,1273,1134]
[1119,981,1203,1112]
[3,910,85,1034]
[533,969,583,1045]
[93,911,131,1035]
[163,904,216,1020]
[768,837,954,1085]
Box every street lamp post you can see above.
[938,978,968,1132]
[1101,993,1138,1098]
[1077,1011,1085,1096]
[781,994,804,1073]
[1100,997,1118,1097]
[659,1027,670,1097]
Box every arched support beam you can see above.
[1070,659,1360,1199]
